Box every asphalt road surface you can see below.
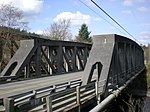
[0,71,82,98]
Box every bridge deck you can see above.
[0,72,82,99]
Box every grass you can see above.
[147,77,150,89]
[146,64,150,88]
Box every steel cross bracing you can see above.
[0,34,145,112]
[0,38,91,80]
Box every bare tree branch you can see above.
[43,19,72,41]
[0,3,28,30]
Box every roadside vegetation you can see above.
[146,64,150,89]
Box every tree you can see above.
[43,19,72,41]
[0,4,28,30]
[76,23,92,43]
[142,45,149,64]
[0,3,29,42]
[0,4,28,72]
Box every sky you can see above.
[0,0,150,45]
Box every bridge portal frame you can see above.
[82,34,144,97]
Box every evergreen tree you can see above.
[77,24,92,43]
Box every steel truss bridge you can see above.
[0,34,145,112]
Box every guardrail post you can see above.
[46,96,52,112]
[4,98,14,112]
[76,86,80,112]
[95,81,100,104]
[51,85,56,93]
[67,82,71,88]
[30,90,36,106]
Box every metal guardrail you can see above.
[46,81,96,112]
[108,66,144,85]
[4,79,82,112]
[2,66,144,112]
[0,76,17,83]
[3,79,106,112]
[3,68,143,112]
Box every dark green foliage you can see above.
[77,24,92,43]
[0,26,39,39]
[14,107,21,112]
